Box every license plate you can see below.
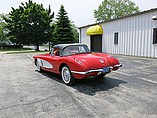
[102,67,110,73]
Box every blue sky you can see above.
[1,0,157,27]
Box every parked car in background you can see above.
[0,41,23,49]
[33,43,122,85]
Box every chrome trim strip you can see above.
[88,69,103,73]
[71,71,87,75]
[113,64,122,67]
[71,69,104,75]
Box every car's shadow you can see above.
[37,71,127,96]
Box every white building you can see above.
[79,8,157,58]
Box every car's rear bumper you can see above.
[71,64,122,75]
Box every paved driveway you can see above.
[0,53,157,118]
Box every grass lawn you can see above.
[6,50,49,54]
[0,46,50,54]
[0,47,32,52]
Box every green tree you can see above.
[0,14,7,42]
[94,0,139,22]
[71,21,79,43]
[54,5,74,45]
[4,0,54,51]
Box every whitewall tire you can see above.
[36,59,43,72]
[61,65,75,85]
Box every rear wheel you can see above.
[61,65,76,85]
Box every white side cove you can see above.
[38,59,53,69]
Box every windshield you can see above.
[62,45,90,56]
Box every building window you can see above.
[153,28,157,44]
[114,32,118,45]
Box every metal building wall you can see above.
[102,11,157,57]
[80,9,157,57]
[79,27,91,49]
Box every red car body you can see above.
[33,43,122,85]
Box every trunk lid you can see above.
[73,52,110,69]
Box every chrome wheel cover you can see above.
[61,66,71,84]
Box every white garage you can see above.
[79,8,157,58]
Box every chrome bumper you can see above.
[109,64,122,69]
[71,64,122,75]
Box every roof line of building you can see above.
[78,7,157,29]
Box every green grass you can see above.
[6,50,49,54]
[0,47,50,54]
[0,47,32,52]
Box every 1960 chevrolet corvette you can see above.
[33,43,122,85]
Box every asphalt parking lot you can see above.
[0,52,157,118]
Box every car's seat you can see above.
[55,51,60,56]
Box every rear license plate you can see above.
[102,67,110,73]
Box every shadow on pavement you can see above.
[38,71,127,96]
[72,77,127,96]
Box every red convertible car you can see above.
[33,43,122,85]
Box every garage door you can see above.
[90,35,102,52]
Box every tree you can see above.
[94,0,140,22]
[54,5,75,45]
[71,21,79,43]
[0,14,7,42]
[4,0,54,51]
